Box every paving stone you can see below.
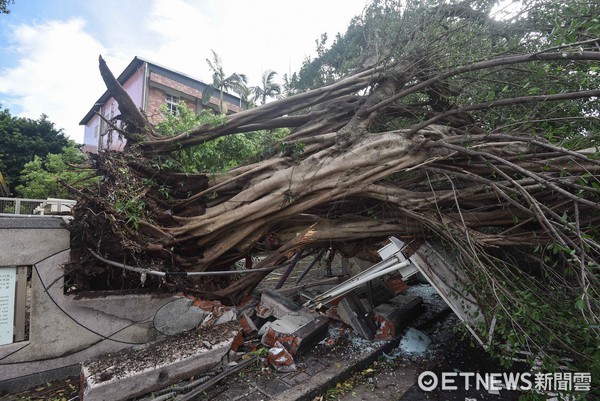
[233,391,265,401]
[253,375,292,397]
[290,371,311,385]
[211,383,255,401]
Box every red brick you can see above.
[267,341,296,371]
[385,275,409,294]
[231,330,245,352]
[239,313,258,337]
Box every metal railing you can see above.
[0,197,76,216]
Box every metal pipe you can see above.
[306,259,411,306]
[295,248,327,284]
[274,249,304,289]
[310,255,402,302]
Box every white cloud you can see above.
[0,0,370,144]
[140,0,370,87]
[140,0,214,80]
[0,18,122,143]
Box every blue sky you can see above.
[0,0,369,143]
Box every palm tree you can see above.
[204,50,248,113]
[251,70,282,105]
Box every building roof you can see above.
[79,56,247,125]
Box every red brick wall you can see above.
[146,86,197,124]
[148,72,245,115]
[150,72,203,99]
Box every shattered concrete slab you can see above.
[201,306,237,327]
[239,312,258,337]
[268,341,297,372]
[256,288,302,319]
[261,311,329,356]
[80,321,241,401]
[354,278,396,307]
[372,294,423,340]
[384,274,409,294]
[337,292,377,340]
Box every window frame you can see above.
[165,93,181,115]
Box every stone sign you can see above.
[0,267,16,345]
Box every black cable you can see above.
[88,248,279,277]
[33,262,154,345]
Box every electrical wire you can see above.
[88,248,279,276]
[0,249,158,365]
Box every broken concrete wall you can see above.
[80,321,241,401]
[0,216,176,392]
[409,240,486,345]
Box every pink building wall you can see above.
[81,58,247,154]
[82,67,144,153]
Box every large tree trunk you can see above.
[67,1,600,373]
[73,50,600,300]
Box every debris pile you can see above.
[79,237,449,401]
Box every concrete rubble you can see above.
[337,292,377,340]
[372,294,423,340]
[74,236,473,401]
[261,311,330,356]
[79,321,241,401]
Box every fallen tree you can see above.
[68,0,599,379]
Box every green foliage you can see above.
[15,142,91,199]
[251,70,282,105]
[293,0,599,147]
[288,1,599,393]
[103,158,151,232]
[153,102,288,174]
[293,18,368,92]
[0,0,14,14]
[113,196,145,230]
[454,243,600,399]
[0,108,69,192]
[203,49,249,113]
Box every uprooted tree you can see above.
[68,0,599,379]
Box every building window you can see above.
[166,94,180,114]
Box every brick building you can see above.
[79,56,247,153]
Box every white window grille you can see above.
[166,94,180,114]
